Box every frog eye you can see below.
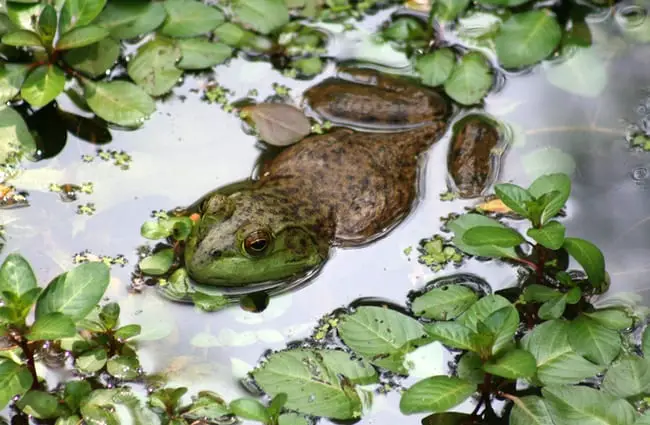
[243,230,272,257]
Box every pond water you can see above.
[3,2,650,424]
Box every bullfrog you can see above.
[447,114,506,199]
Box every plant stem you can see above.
[11,333,39,391]
[512,257,538,270]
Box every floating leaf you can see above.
[432,0,470,22]
[232,0,289,35]
[75,347,108,373]
[509,395,554,425]
[337,306,426,373]
[0,253,37,299]
[83,80,156,127]
[21,65,65,108]
[109,2,167,39]
[244,103,311,147]
[601,356,650,398]
[94,1,150,31]
[318,350,378,385]
[64,37,120,79]
[495,10,562,69]
[411,284,478,320]
[161,0,225,38]
[448,214,518,258]
[527,221,566,250]
[583,309,632,331]
[563,237,606,289]
[543,385,637,425]
[278,413,310,425]
[106,355,140,380]
[56,25,109,50]
[127,38,182,97]
[444,51,492,105]
[2,29,42,47]
[27,312,76,341]
[0,359,32,410]
[483,349,537,379]
[35,262,110,321]
[400,376,475,414]
[177,38,232,70]
[415,51,456,87]
[60,0,107,33]
[0,105,37,162]
[138,249,174,276]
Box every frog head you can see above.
[183,192,327,287]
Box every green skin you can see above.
[183,68,453,288]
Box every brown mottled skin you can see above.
[448,115,501,199]
[182,69,450,288]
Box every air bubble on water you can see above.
[637,105,646,115]
[631,167,649,182]
[308,394,316,403]
[615,5,648,30]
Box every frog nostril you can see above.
[210,249,223,258]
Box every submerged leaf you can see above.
[448,214,518,259]
[244,103,311,146]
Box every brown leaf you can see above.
[244,102,311,146]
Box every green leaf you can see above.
[16,390,60,419]
[75,347,108,373]
[601,356,650,398]
[528,173,571,224]
[35,262,110,322]
[425,321,479,352]
[106,355,140,380]
[476,0,530,5]
[538,295,566,320]
[544,47,607,98]
[523,284,562,303]
[114,324,141,341]
[318,350,378,385]
[138,249,174,276]
[127,37,182,97]
[447,214,518,258]
[232,0,289,35]
[462,226,525,247]
[64,380,92,411]
[494,183,533,217]
[37,5,57,42]
[415,48,456,87]
[433,0,470,21]
[278,413,310,425]
[268,393,288,418]
[56,25,109,50]
[443,51,493,105]
[60,0,107,33]
[457,352,484,385]
[522,320,604,385]
[643,325,650,356]
[0,253,37,300]
[94,1,149,31]
[7,2,44,32]
[0,105,36,161]
[0,64,29,103]
[583,309,633,331]
[63,38,121,78]
[182,393,230,421]
[83,80,156,127]
[411,284,478,320]
[495,10,562,69]
[108,2,166,39]
[527,221,566,250]
[0,359,32,410]
[336,305,426,373]
[161,0,225,38]
[2,29,42,47]
[483,349,537,379]
[140,221,170,240]
[480,305,520,354]
[382,17,427,42]
[457,294,512,332]
[27,312,76,341]
[563,237,606,289]
[98,302,119,329]
[399,376,475,414]
[21,65,65,108]
[567,315,621,365]
[177,38,232,70]
[509,395,555,425]
[543,385,637,425]
[251,349,363,419]
[230,398,270,423]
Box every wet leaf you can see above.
[318,350,378,385]
[64,380,92,411]
[399,376,475,414]
[83,80,156,127]
[57,25,109,50]
[21,65,65,108]
[382,16,427,42]
[230,398,270,423]
[278,413,310,425]
[563,237,606,289]
[462,226,525,247]
[64,38,120,78]
[94,1,150,31]
[176,38,232,70]
[232,0,289,35]
[545,47,607,98]
[75,347,108,373]
[527,221,566,250]
[601,356,650,398]
[337,305,426,373]
[0,105,36,161]
[140,221,170,240]
[244,103,311,147]
[528,173,571,225]
[483,349,537,379]
[0,359,32,410]
[182,393,230,421]
[114,324,141,340]
[107,355,140,380]
[494,183,533,217]
[292,56,323,76]
[432,0,470,22]
[252,349,363,419]
[424,321,478,352]
[138,249,174,276]
[509,395,554,425]
[457,294,512,335]
[457,352,484,385]
[1,29,42,47]
[411,284,478,320]
[127,37,182,97]
[543,385,637,425]
[60,0,107,33]
[495,10,562,69]
[35,262,110,321]
[0,64,29,103]
[16,390,59,419]
[109,2,166,39]
[27,312,76,341]
[0,253,37,300]
[80,403,119,425]
[161,0,225,38]
[448,214,518,259]
[416,48,456,87]
[7,2,44,32]
[444,51,492,105]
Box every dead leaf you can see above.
[477,198,513,214]
[243,102,311,146]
